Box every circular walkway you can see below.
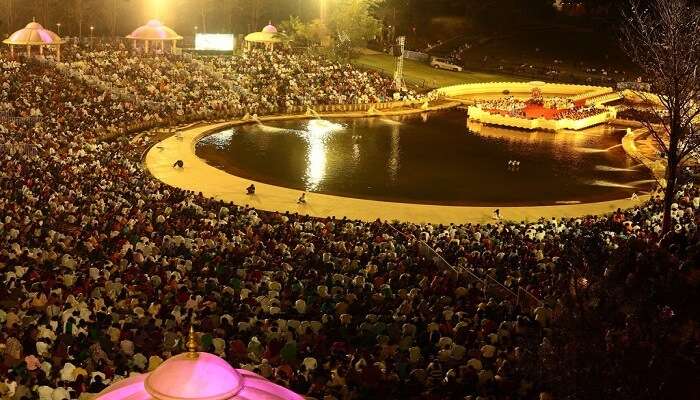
[145,115,649,225]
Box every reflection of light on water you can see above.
[389,124,400,182]
[627,179,657,186]
[198,129,235,150]
[470,124,612,148]
[255,124,290,133]
[303,119,344,191]
[380,118,402,126]
[595,165,640,172]
[306,140,326,191]
[308,119,343,134]
[588,180,637,189]
[575,143,623,153]
[575,147,609,153]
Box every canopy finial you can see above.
[186,325,199,359]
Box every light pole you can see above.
[90,26,94,47]
[319,0,327,23]
[56,23,61,36]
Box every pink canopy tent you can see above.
[2,21,65,61]
[126,20,183,53]
[94,352,304,400]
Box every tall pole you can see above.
[394,36,405,91]
[320,0,327,23]
[77,0,83,38]
[6,0,15,33]
[42,0,48,27]
[201,0,207,33]
[111,0,117,38]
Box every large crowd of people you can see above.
[60,43,398,127]
[475,96,606,121]
[0,43,698,400]
[200,49,397,110]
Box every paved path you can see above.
[145,115,650,225]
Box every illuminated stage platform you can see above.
[453,82,619,131]
[467,104,617,131]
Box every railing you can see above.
[387,224,543,313]
[285,98,427,115]
[438,81,613,99]
[585,92,624,106]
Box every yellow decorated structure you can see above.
[244,23,285,50]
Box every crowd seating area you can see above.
[199,49,397,110]
[55,43,397,133]
[67,45,242,120]
[0,45,698,400]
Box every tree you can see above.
[279,16,328,46]
[304,19,329,45]
[620,0,700,235]
[1,0,16,35]
[279,15,306,44]
[327,0,383,46]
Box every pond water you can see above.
[196,110,653,206]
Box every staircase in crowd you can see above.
[47,57,153,111]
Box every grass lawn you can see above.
[353,53,525,89]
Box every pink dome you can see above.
[145,353,242,400]
[2,21,63,46]
[24,22,43,29]
[94,352,304,400]
[262,24,277,34]
[127,20,183,41]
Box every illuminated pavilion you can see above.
[94,328,304,400]
[244,23,285,51]
[126,20,183,54]
[2,21,65,61]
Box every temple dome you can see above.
[94,351,304,400]
[262,24,277,34]
[144,353,243,400]
[127,20,183,41]
[2,21,63,46]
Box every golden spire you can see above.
[185,325,199,359]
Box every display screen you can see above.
[195,34,235,51]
